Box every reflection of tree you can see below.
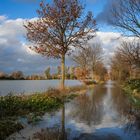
[61,104,66,140]
[110,84,140,138]
[73,132,122,140]
[111,85,132,117]
[33,127,62,140]
[123,107,140,138]
[31,82,140,139]
[70,86,107,126]
[123,113,140,139]
[33,104,67,140]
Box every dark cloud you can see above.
[95,0,117,24]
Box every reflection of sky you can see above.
[0,80,82,96]
[9,81,140,140]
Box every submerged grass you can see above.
[0,84,89,140]
[123,79,140,107]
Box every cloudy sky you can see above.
[0,0,123,75]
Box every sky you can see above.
[0,0,123,75]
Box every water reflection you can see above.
[70,87,106,126]
[9,81,140,140]
[33,105,67,140]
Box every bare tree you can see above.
[118,40,140,68]
[72,44,103,80]
[72,47,91,69]
[108,0,140,37]
[24,0,97,89]
[72,47,91,81]
[110,52,130,81]
[110,39,140,80]
[88,43,103,79]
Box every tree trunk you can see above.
[92,70,94,80]
[61,104,65,140]
[118,70,122,81]
[61,55,65,89]
[129,67,132,79]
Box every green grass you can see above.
[0,87,80,140]
[0,119,23,140]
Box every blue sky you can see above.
[0,0,117,34]
[0,0,39,19]
[0,0,108,27]
[0,0,122,74]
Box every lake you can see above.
[8,80,140,140]
[0,80,82,96]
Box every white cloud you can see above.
[88,31,122,65]
[0,18,25,38]
[0,15,7,22]
[0,16,132,74]
[0,16,75,74]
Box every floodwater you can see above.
[8,80,140,140]
[0,80,81,96]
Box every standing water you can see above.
[8,81,140,140]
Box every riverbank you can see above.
[0,84,93,140]
[123,79,140,107]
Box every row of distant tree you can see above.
[0,71,25,80]
[0,68,75,80]
[44,66,77,80]
[0,67,77,80]
[0,63,108,81]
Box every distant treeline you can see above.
[0,71,25,80]
[0,65,108,81]
[0,66,77,80]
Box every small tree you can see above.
[69,66,75,79]
[57,66,61,75]
[11,71,24,79]
[45,67,51,79]
[75,67,89,81]
[65,66,70,79]
[24,0,97,89]
[94,62,107,81]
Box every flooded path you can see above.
[9,80,140,140]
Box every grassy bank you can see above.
[123,79,140,107]
[0,84,91,140]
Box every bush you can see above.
[0,119,23,140]
[123,79,140,107]
[126,79,140,92]
[0,95,24,118]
